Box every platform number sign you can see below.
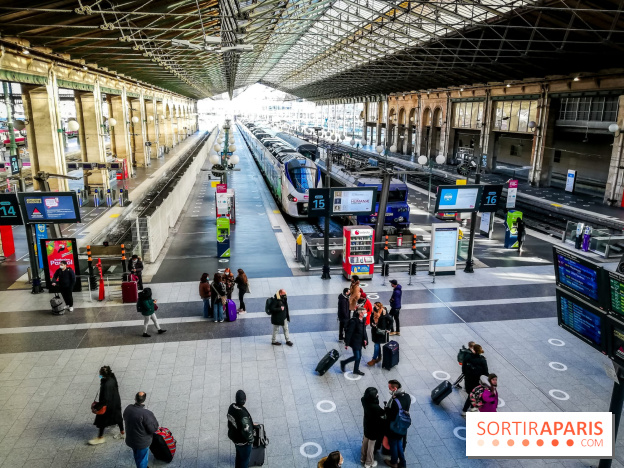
[0,193,23,226]
[9,155,19,175]
[308,188,330,216]
[479,184,503,213]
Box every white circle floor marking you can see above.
[432,371,451,381]
[549,389,570,401]
[453,427,466,440]
[218,259,229,263]
[316,400,336,413]
[299,442,322,458]
[344,371,362,381]
[549,362,568,371]
[498,397,505,408]
[367,293,379,300]
[548,338,565,347]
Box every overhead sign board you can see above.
[18,192,81,224]
[506,179,518,209]
[330,188,376,216]
[479,184,503,213]
[435,185,482,213]
[9,155,19,175]
[308,188,330,216]
[556,288,606,354]
[0,193,23,226]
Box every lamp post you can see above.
[418,155,447,213]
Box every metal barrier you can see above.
[379,259,438,285]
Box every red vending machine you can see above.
[342,225,375,279]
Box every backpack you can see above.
[470,385,486,409]
[265,297,273,315]
[457,346,471,364]
[389,398,411,436]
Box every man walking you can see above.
[227,390,255,468]
[340,308,368,376]
[385,379,411,468]
[338,288,350,342]
[388,280,402,336]
[128,255,144,290]
[268,289,293,346]
[51,261,76,312]
[123,392,159,468]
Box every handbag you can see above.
[246,283,251,294]
[220,296,227,306]
[91,391,106,415]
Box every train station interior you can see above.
[1,1,624,468]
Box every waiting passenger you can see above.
[89,366,124,445]
[211,273,227,323]
[199,273,211,319]
[461,344,489,415]
[234,269,249,314]
[223,268,235,300]
[340,307,368,376]
[338,288,350,342]
[361,387,385,468]
[267,289,293,346]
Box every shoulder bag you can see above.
[91,390,107,415]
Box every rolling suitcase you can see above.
[225,299,237,322]
[51,293,66,315]
[250,423,269,466]
[122,280,138,304]
[382,340,400,370]
[431,380,453,405]
[150,426,177,463]
[315,349,340,375]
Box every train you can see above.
[238,122,322,217]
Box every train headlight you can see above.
[370,216,377,221]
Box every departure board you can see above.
[554,247,601,305]
[557,289,604,350]
[611,325,624,363]
[607,271,624,316]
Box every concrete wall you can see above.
[549,132,612,182]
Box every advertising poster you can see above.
[40,238,81,291]
[331,188,375,215]
[506,179,518,209]
[430,223,459,274]
[565,169,577,193]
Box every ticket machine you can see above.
[216,217,230,257]
[342,225,375,279]
[504,210,523,248]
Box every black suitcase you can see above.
[51,294,65,315]
[250,423,268,466]
[431,380,453,405]
[249,446,265,466]
[382,340,399,370]
[316,349,340,375]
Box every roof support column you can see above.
[145,98,158,158]
[168,104,177,147]
[129,96,147,166]
[604,95,624,205]
[481,92,496,172]
[412,97,422,157]
[21,76,68,191]
[109,92,133,175]
[528,87,555,187]
[439,93,452,160]
[74,84,109,189]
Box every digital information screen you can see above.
[435,185,482,213]
[478,184,503,213]
[307,188,330,216]
[0,193,23,226]
[330,188,376,215]
[606,271,624,316]
[430,223,459,273]
[553,247,601,305]
[611,322,624,364]
[18,192,81,224]
[557,289,604,351]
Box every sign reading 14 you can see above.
[0,202,16,216]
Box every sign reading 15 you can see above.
[313,198,325,209]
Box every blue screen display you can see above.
[22,195,78,222]
[559,295,602,345]
[557,253,599,301]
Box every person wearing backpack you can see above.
[384,379,411,468]
[266,290,293,346]
[461,344,488,415]
[453,341,475,389]
[227,390,255,468]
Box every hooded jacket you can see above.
[389,284,402,309]
[338,292,350,322]
[52,267,76,289]
[361,387,385,440]
[268,291,290,325]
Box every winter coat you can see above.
[370,310,391,344]
[362,389,385,441]
[345,316,368,351]
[480,387,499,412]
[268,292,290,325]
[137,298,156,316]
[349,284,361,311]
[385,391,411,439]
[123,403,159,450]
[93,375,123,429]
[127,259,144,275]
[227,403,254,445]
[199,281,211,299]
[211,281,227,300]
[389,284,402,309]
[337,293,350,323]
[234,276,248,292]
[52,267,76,289]
[463,353,489,393]
[362,299,373,326]
[224,274,235,297]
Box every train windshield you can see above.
[387,189,407,202]
[288,167,317,191]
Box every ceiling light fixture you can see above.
[573,76,580,81]
[22,48,29,55]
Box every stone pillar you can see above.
[129,97,147,166]
[480,93,497,171]
[74,85,109,188]
[156,101,166,149]
[109,91,134,174]
[604,95,624,205]
[529,88,556,186]
[440,93,452,159]
[145,98,158,157]
[413,98,422,157]
[21,76,69,191]
[165,102,175,147]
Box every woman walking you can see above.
[234,269,249,314]
[211,273,227,322]
[461,344,488,415]
[368,302,390,366]
[137,288,166,337]
[199,273,211,319]
[89,366,124,445]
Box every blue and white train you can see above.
[238,122,322,217]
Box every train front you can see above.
[283,157,322,217]
[358,183,410,230]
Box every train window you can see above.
[387,190,407,202]
[289,167,317,192]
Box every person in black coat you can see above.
[368,303,390,366]
[268,289,293,346]
[361,387,384,467]
[340,308,368,376]
[337,288,350,342]
[127,255,144,290]
[462,343,489,414]
[89,366,124,445]
[385,379,411,468]
[51,261,76,311]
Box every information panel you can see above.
[0,193,23,226]
[478,184,503,213]
[18,192,81,224]
[553,247,602,308]
[330,188,376,216]
[435,185,482,213]
[609,318,624,365]
[308,188,330,216]
[556,288,605,352]
[605,270,624,316]
[430,223,459,274]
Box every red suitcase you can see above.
[122,281,138,303]
[225,299,237,322]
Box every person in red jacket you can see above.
[357,297,373,326]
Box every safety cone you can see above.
[97,258,105,301]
